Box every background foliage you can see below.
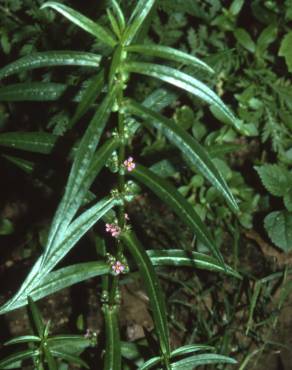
[0,0,291,369]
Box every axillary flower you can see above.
[124,156,136,172]
[111,260,125,275]
[105,223,121,238]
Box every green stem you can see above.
[109,71,126,306]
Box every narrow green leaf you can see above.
[170,353,237,369]
[4,336,41,346]
[111,0,126,32]
[41,2,117,47]
[43,347,58,370]
[234,28,256,53]
[0,132,58,154]
[138,356,161,370]
[104,305,121,370]
[109,45,124,86]
[30,261,109,305]
[0,51,101,80]
[121,231,170,358]
[121,0,156,45]
[126,44,214,74]
[125,100,239,212]
[246,281,261,335]
[147,250,241,279]
[107,9,122,38]
[42,87,117,267]
[69,71,104,129]
[123,62,242,133]
[171,344,213,358]
[130,165,224,264]
[2,136,117,313]
[0,197,116,314]
[28,297,45,337]
[121,342,145,360]
[48,335,92,353]
[0,349,39,369]
[50,349,89,369]
[0,82,66,101]
[2,154,35,174]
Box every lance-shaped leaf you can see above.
[111,0,126,32]
[121,0,156,45]
[29,261,109,305]
[0,349,40,369]
[2,154,35,174]
[48,335,92,353]
[41,2,117,47]
[0,51,101,80]
[28,297,45,337]
[171,344,213,358]
[103,305,121,370]
[130,165,224,264]
[0,132,58,154]
[126,44,214,74]
[4,336,41,346]
[170,353,237,369]
[123,62,241,132]
[49,350,89,369]
[41,87,117,267]
[121,231,170,358]
[139,356,161,370]
[69,71,104,129]
[43,347,58,370]
[0,197,116,314]
[147,250,241,279]
[125,100,238,212]
[0,82,66,101]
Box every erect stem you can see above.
[109,64,126,306]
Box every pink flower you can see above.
[125,213,130,221]
[105,223,121,238]
[124,156,136,172]
[112,260,125,275]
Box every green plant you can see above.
[0,0,249,368]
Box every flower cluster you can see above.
[105,223,121,238]
[124,156,135,172]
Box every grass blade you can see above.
[123,62,242,132]
[126,44,214,74]
[121,231,170,358]
[0,51,101,80]
[41,2,117,47]
[125,100,239,212]
[121,0,156,45]
[130,165,224,265]
[103,305,121,370]
[147,250,241,279]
